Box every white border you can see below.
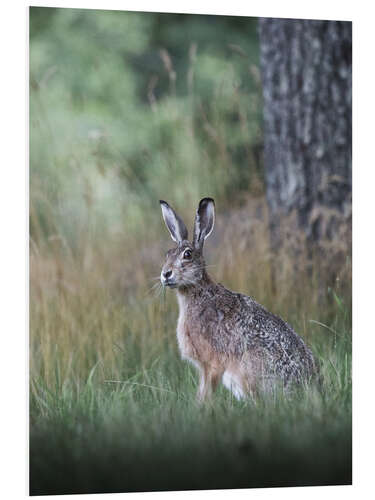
[1,1,374,499]
[26,0,354,20]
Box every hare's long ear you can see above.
[160,200,188,243]
[193,198,215,250]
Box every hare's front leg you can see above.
[196,364,222,403]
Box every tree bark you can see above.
[258,18,352,247]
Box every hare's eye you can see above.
[183,249,192,260]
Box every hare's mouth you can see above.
[164,281,178,289]
[161,278,178,288]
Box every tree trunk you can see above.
[258,18,352,247]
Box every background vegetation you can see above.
[29,7,351,495]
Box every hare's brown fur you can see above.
[160,198,318,401]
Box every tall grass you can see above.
[30,203,352,494]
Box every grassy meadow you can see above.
[30,228,352,494]
[29,8,352,495]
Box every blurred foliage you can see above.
[30,7,263,251]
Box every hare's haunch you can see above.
[160,198,318,402]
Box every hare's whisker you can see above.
[145,282,162,296]
[148,282,160,291]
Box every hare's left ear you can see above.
[193,198,215,250]
[160,200,188,243]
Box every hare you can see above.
[160,198,318,402]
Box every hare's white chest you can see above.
[176,293,201,368]
[176,293,189,357]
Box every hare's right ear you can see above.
[193,198,215,250]
[160,200,188,243]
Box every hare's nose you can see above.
[163,270,172,279]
